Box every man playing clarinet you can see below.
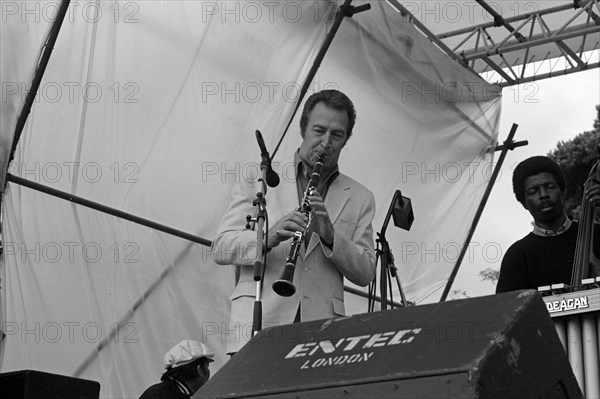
[212,90,376,354]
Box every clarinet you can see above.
[272,152,326,297]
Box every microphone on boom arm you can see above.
[255,130,280,188]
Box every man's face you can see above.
[196,361,210,386]
[298,102,349,171]
[522,172,565,227]
[187,360,211,392]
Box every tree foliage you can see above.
[548,105,600,220]
[479,267,500,284]
[448,289,469,300]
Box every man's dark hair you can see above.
[512,156,566,204]
[161,357,209,382]
[299,90,356,139]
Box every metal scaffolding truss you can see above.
[387,0,600,87]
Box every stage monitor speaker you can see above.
[0,369,100,399]
[197,290,581,399]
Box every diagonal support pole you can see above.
[7,0,72,172]
[272,0,371,158]
[6,174,212,247]
[440,124,527,301]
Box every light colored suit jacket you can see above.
[213,167,376,353]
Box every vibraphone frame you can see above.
[542,286,600,398]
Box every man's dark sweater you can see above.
[139,379,189,399]
[496,222,600,293]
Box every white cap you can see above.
[163,340,214,369]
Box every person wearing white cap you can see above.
[139,340,214,399]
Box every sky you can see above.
[451,66,600,298]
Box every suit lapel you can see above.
[273,171,352,257]
[273,173,299,219]
[306,175,351,255]
[324,175,351,224]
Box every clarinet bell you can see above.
[272,263,296,297]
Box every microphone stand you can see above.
[369,190,412,311]
[377,233,408,310]
[245,140,273,336]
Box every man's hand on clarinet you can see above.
[267,210,309,249]
[265,190,334,249]
[307,190,334,247]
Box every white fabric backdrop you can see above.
[0,1,501,397]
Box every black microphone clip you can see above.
[255,130,280,187]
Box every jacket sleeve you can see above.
[323,190,376,286]
[212,177,261,267]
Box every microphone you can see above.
[255,130,280,187]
